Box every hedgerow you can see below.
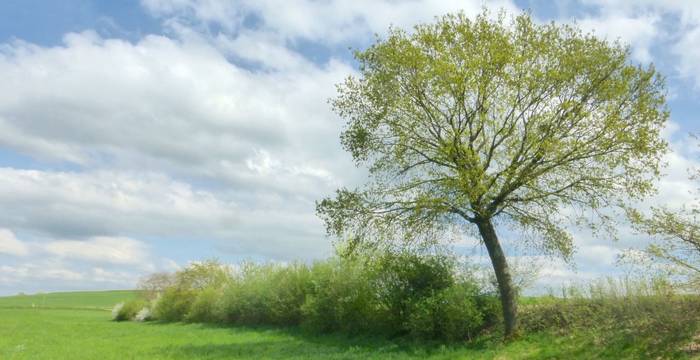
[138,250,500,341]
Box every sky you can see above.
[0,0,699,295]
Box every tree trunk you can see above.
[476,218,518,339]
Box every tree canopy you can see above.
[317,10,668,337]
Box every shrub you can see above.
[186,286,224,323]
[113,298,147,321]
[149,251,497,341]
[220,264,277,325]
[153,287,196,322]
[176,260,232,290]
[372,252,456,332]
[134,307,153,322]
[219,262,312,326]
[111,302,124,321]
[138,272,176,300]
[153,259,232,322]
[301,259,378,334]
[407,282,498,341]
[267,263,312,325]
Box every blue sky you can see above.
[0,0,698,295]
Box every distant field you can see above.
[0,290,138,310]
[0,291,697,359]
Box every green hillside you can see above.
[0,290,138,310]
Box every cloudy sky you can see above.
[0,0,698,295]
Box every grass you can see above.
[0,290,138,310]
[0,290,699,359]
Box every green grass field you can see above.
[0,290,138,310]
[0,291,698,359]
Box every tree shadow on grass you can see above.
[147,323,492,360]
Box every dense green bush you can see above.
[407,283,499,341]
[185,286,224,323]
[266,263,312,325]
[152,259,232,322]
[113,298,147,321]
[220,263,310,326]
[300,258,379,334]
[146,252,499,341]
[153,287,195,322]
[372,252,456,332]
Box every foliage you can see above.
[111,302,123,320]
[407,283,498,341]
[113,298,147,321]
[520,277,700,357]
[138,272,176,300]
[174,259,232,291]
[301,256,388,334]
[147,251,497,342]
[152,259,232,322]
[220,262,311,326]
[185,286,224,323]
[153,287,195,322]
[320,10,668,249]
[627,138,700,288]
[134,306,153,322]
[373,251,456,330]
[317,9,669,337]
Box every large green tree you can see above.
[317,11,668,338]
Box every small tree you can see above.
[138,272,175,300]
[317,11,668,337]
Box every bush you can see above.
[186,286,224,323]
[153,259,232,322]
[134,306,153,322]
[407,283,498,341]
[267,263,312,325]
[372,252,456,332]
[149,251,498,341]
[111,302,124,321]
[300,259,378,334]
[220,262,312,326]
[138,272,176,300]
[153,287,196,321]
[113,298,147,321]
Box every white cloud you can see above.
[575,0,700,87]
[0,26,361,264]
[0,263,84,284]
[1,0,699,295]
[43,237,149,265]
[575,13,659,63]
[142,0,520,44]
[0,31,355,186]
[0,168,331,259]
[0,229,28,256]
[674,26,700,89]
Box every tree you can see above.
[627,136,699,287]
[138,272,175,300]
[317,11,668,338]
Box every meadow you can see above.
[2,288,699,359]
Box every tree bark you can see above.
[476,217,518,339]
